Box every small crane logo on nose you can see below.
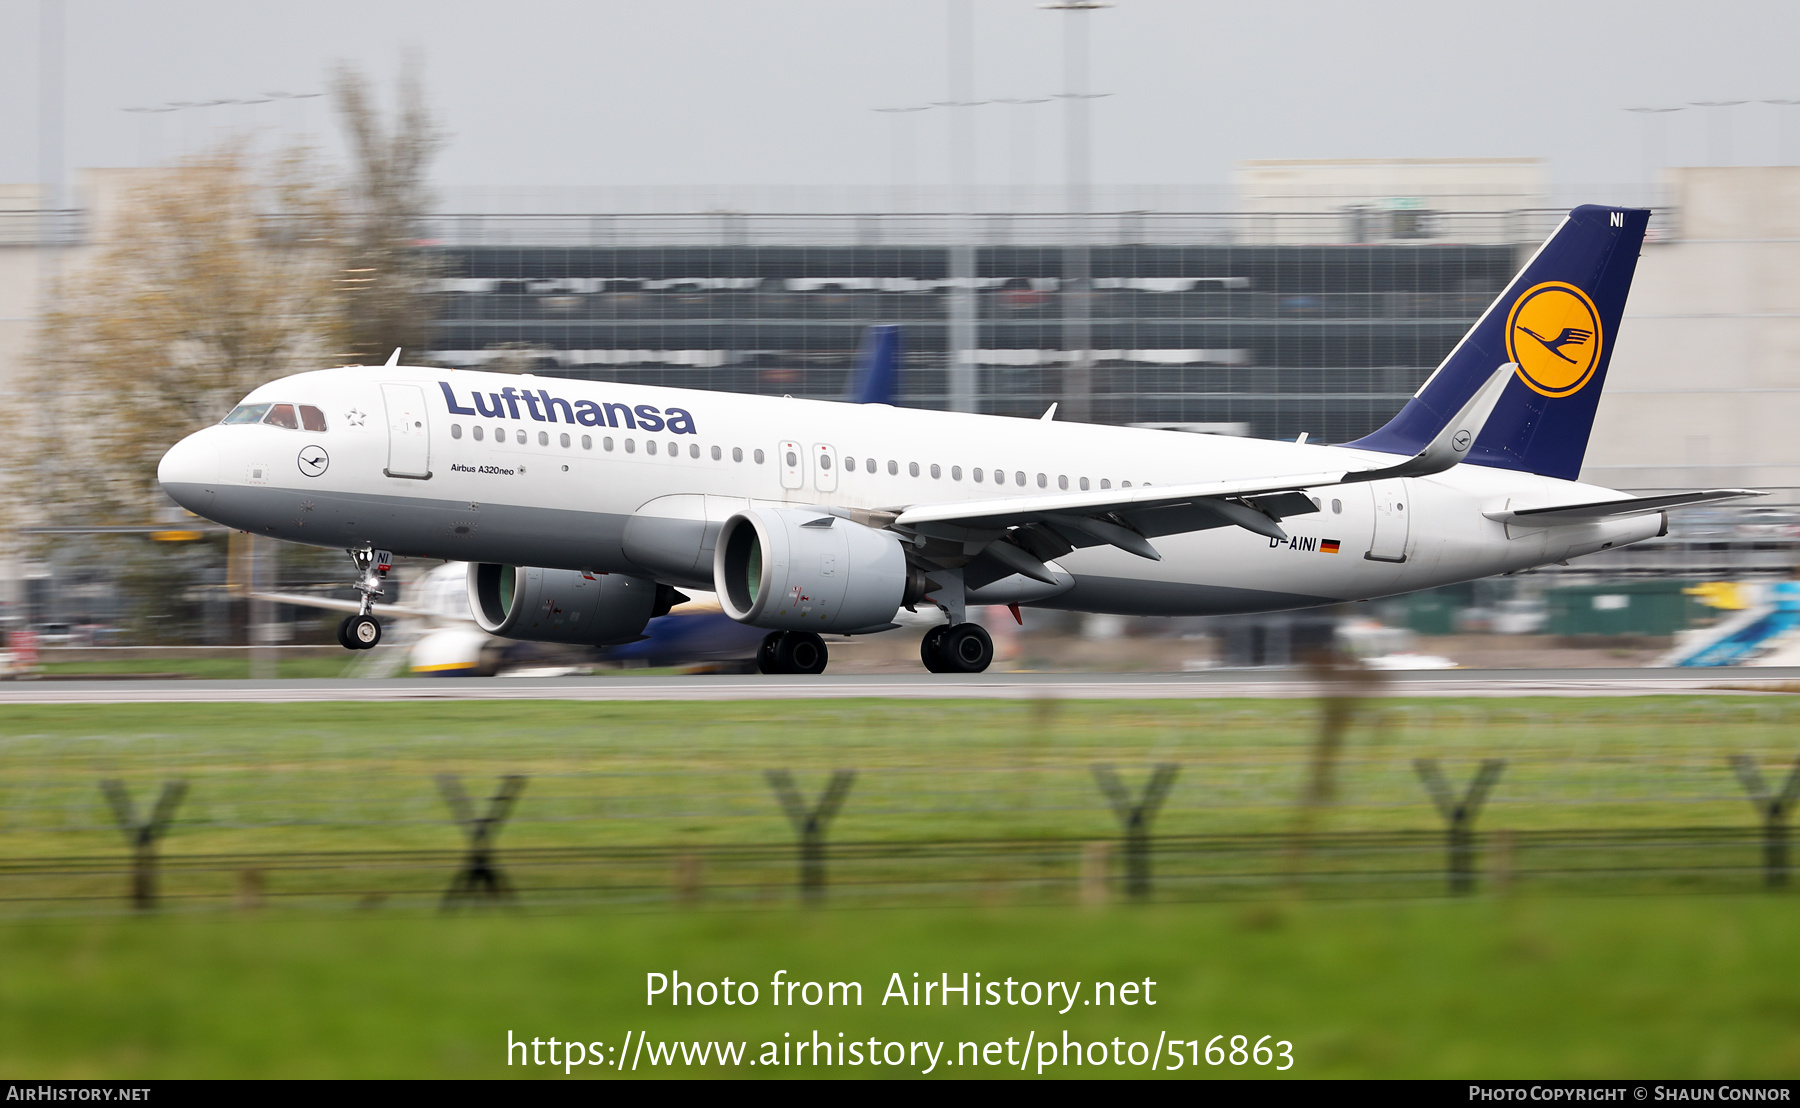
[298,446,330,477]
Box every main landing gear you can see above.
[757,630,829,675]
[337,546,392,652]
[920,622,994,674]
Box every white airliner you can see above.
[158,206,1756,674]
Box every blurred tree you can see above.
[4,146,345,525]
[330,59,445,365]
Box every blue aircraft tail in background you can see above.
[1345,205,1650,482]
[846,324,902,405]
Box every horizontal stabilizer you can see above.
[1483,489,1764,525]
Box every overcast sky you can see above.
[4,0,1799,203]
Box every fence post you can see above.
[99,780,187,910]
[1092,764,1179,901]
[765,769,855,904]
[1729,754,1800,888]
[1413,758,1505,895]
[438,774,527,910]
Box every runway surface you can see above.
[2,668,1798,704]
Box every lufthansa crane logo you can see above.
[297,446,329,477]
[1505,281,1604,398]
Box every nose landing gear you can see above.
[337,546,392,651]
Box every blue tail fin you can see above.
[1345,205,1649,481]
[846,324,902,405]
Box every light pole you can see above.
[945,0,979,414]
[1043,0,1111,424]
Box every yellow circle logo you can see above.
[1505,281,1603,398]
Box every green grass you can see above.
[3,698,1797,1078]
[40,656,361,680]
[1,697,1792,861]
[1,895,1796,1078]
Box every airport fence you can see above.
[0,697,1797,915]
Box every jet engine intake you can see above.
[466,563,659,645]
[713,508,925,632]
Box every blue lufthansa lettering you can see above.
[541,391,575,424]
[439,381,477,415]
[438,381,697,434]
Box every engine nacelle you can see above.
[466,564,658,645]
[714,508,920,633]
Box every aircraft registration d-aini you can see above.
[158,206,1758,674]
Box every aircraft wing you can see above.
[890,473,1348,588]
[1483,489,1764,525]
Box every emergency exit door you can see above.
[381,383,432,479]
[1366,479,1410,563]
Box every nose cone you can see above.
[158,431,220,515]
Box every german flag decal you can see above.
[1321,539,1341,554]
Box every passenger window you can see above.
[494,426,505,441]
[1058,475,1067,490]
[754,449,765,464]
[538,431,549,446]
[299,405,328,432]
[514,429,526,444]
[732,447,743,462]
[671,442,680,457]
[887,460,898,476]
[845,456,856,471]
[583,435,593,450]
[560,433,570,448]
[263,403,299,430]
[1122,481,1132,488]
[473,426,484,442]
[1037,473,1046,488]
[909,462,919,477]
[711,445,721,461]
[648,441,659,455]
[973,468,984,483]
[221,403,271,425]
[785,449,798,467]
[625,439,636,454]
[603,436,613,451]
[930,464,941,479]
[952,466,962,481]
[451,424,463,440]
[1079,477,1089,491]
[1100,479,1111,489]
[690,444,700,459]
[1016,471,1027,486]
[1332,498,1342,514]
[866,458,876,474]
[820,453,833,470]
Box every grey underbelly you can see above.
[179,483,635,572]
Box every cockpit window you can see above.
[221,403,271,425]
[299,405,328,432]
[264,403,300,429]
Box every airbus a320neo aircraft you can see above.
[158,206,1756,674]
